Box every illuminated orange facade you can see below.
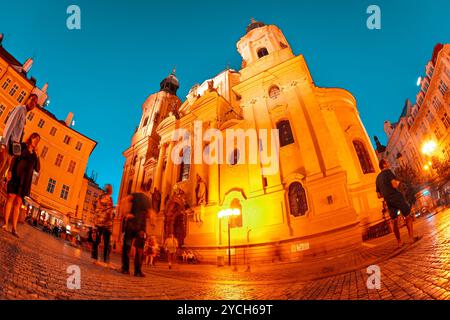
[76,175,104,227]
[381,44,450,178]
[117,21,383,263]
[0,35,97,225]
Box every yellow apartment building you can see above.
[0,34,97,226]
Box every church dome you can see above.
[246,18,265,33]
[160,70,179,95]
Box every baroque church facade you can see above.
[116,20,382,263]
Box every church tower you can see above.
[237,19,295,80]
[118,71,182,206]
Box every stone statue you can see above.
[207,80,216,92]
[195,175,207,222]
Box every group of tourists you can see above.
[0,94,39,238]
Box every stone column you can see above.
[207,120,219,205]
[154,143,167,190]
[161,141,175,211]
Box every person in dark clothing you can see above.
[88,227,101,262]
[95,184,114,264]
[376,159,418,247]
[2,132,40,238]
[120,187,152,277]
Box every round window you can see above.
[269,85,281,99]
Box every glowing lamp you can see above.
[421,140,437,156]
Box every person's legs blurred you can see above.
[102,229,111,263]
[12,196,22,236]
[121,231,133,274]
[2,194,15,231]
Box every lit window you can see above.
[438,80,448,96]
[353,140,375,174]
[442,113,450,129]
[75,141,82,151]
[63,135,71,145]
[9,84,19,96]
[49,127,57,136]
[40,146,49,159]
[37,119,45,128]
[2,79,11,90]
[432,96,442,111]
[277,120,295,147]
[4,111,11,124]
[47,178,56,194]
[60,185,70,200]
[435,127,443,140]
[17,91,27,103]
[257,47,269,58]
[288,182,308,217]
[55,154,64,167]
[68,160,76,174]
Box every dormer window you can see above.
[257,47,269,58]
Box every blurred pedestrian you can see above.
[95,184,114,264]
[1,132,40,238]
[148,236,159,266]
[120,185,152,277]
[164,234,178,269]
[88,227,101,263]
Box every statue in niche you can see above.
[194,174,207,222]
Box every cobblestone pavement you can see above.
[0,209,449,300]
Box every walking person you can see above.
[120,185,152,277]
[88,227,101,263]
[164,234,179,270]
[1,132,40,237]
[0,94,38,181]
[95,184,114,264]
[376,159,419,247]
[149,236,159,266]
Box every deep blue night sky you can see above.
[1,0,449,201]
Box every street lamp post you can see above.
[218,208,241,267]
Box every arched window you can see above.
[268,85,280,99]
[288,182,308,217]
[178,147,191,182]
[229,148,240,165]
[276,120,294,147]
[353,140,375,174]
[257,47,269,58]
